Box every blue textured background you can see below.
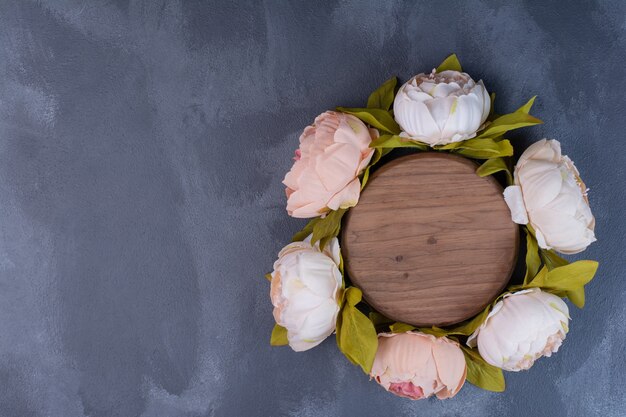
[0,1,624,416]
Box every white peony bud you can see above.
[467,289,570,371]
[393,69,490,146]
[503,139,596,254]
[270,237,342,352]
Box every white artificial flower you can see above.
[468,289,570,371]
[393,69,490,146]
[270,237,342,351]
[503,139,596,254]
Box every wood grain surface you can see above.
[341,153,519,327]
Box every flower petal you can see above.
[503,185,529,224]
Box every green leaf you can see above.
[461,346,505,392]
[270,324,289,346]
[370,146,383,165]
[370,134,429,150]
[476,97,542,139]
[476,157,513,184]
[418,326,449,337]
[445,305,491,336]
[523,229,541,286]
[311,209,347,250]
[360,148,383,190]
[367,77,397,110]
[336,287,378,373]
[436,54,462,73]
[435,142,463,150]
[369,311,393,327]
[292,218,320,242]
[389,322,415,333]
[344,286,362,306]
[336,107,401,134]
[454,138,514,159]
[540,249,569,271]
[566,287,586,308]
[361,167,372,190]
[518,95,537,114]
[526,261,599,292]
[264,272,272,282]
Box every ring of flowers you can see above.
[265,54,598,400]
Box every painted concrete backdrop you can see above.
[0,1,624,416]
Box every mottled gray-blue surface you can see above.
[0,1,624,416]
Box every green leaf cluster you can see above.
[476,157,513,184]
[366,77,397,111]
[369,134,429,151]
[336,107,400,135]
[461,346,505,392]
[360,148,382,190]
[389,322,415,333]
[475,96,542,140]
[336,287,378,373]
[443,138,514,159]
[336,76,400,137]
[520,228,599,308]
[292,209,347,250]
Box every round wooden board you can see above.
[342,153,519,327]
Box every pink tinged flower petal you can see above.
[277,242,312,258]
[516,139,560,167]
[315,142,362,191]
[388,382,425,400]
[432,339,467,397]
[517,160,563,208]
[357,148,375,174]
[286,188,328,218]
[371,332,466,400]
[283,158,307,190]
[334,114,374,150]
[312,112,340,140]
[503,185,529,224]
[289,202,328,218]
[575,196,595,228]
[530,207,596,254]
[545,182,582,217]
[326,177,361,211]
[371,333,430,388]
[270,239,343,352]
[475,289,570,371]
[270,272,285,323]
[409,354,439,398]
[285,167,330,217]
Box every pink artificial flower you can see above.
[283,111,377,218]
[370,332,466,400]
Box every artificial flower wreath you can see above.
[265,54,598,400]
